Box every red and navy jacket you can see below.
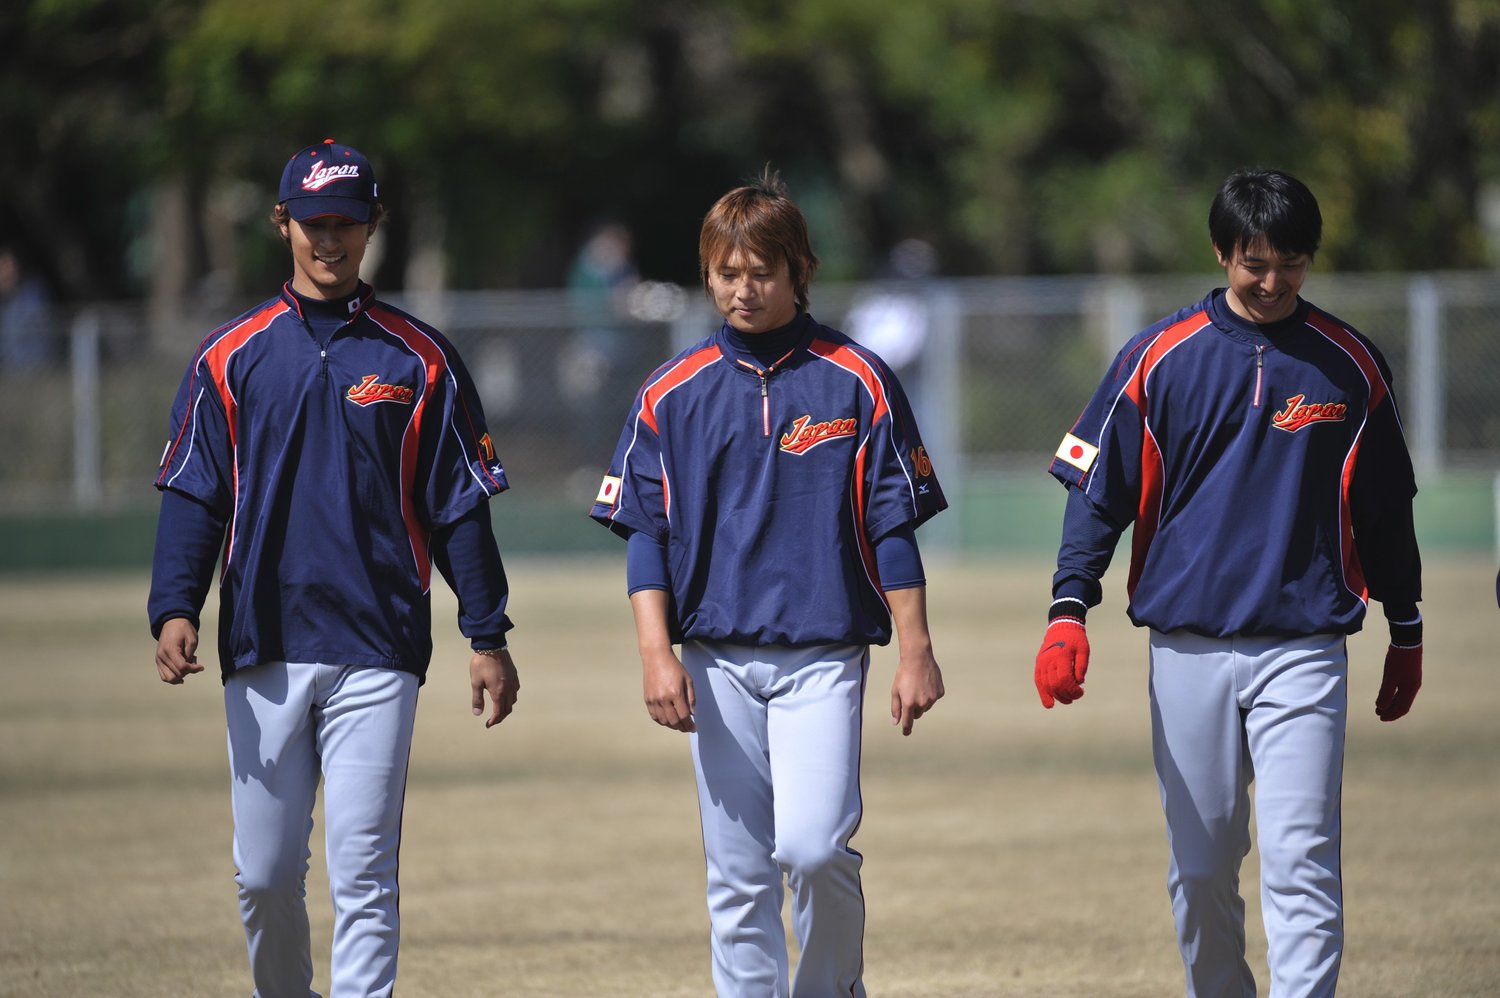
[1049,290,1421,638]
[590,313,946,647]
[150,283,510,680]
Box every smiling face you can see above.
[707,247,799,335]
[1216,238,1309,324]
[282,214,373,300]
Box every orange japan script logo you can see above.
[1272,393,1347,432]
[346,374,416,407]
[780,414,858,455]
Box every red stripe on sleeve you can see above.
[1307,312,1391,602]
[161,303,285,477]
[639,346,721,435]
[1306,313,1391,411]
[1307,314,1385,603]
[807,340,891,425]
[1121,314,1208,410]
[849,439,885,608]
[1126,427,1165,599]
[191,304,287,568]
[1117,315,1206,597]
[1339,434,1370,602]
[366,306,454,591]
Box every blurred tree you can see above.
[722,0,1500,273]
[0,0,194,300]
[1,0,1495,308]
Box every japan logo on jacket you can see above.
[1272,394,1347,432]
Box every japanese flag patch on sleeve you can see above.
[595,475,622,506]
[1055,432,1100,474]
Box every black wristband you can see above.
[1048,597,1088,624]
[1388,617,1422,648]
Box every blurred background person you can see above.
[843,236,940,436]
[843,237,937,374]
[0,245,58,371]
[559,220,641,466]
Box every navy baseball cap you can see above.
[278,139,380,222]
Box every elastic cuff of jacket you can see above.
[1048,597,1088,624]
[1382,600,1419,622]
[1387,615,1422,648]
[151,612,200,640]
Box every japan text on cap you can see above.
[278,139,379,222]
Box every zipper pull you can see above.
[760,374,770,437]
[1253,344,1264,408]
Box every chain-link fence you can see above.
[1,272,1496,558]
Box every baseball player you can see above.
[1034,168,1423,996]
[589,169,947,997]
[147,139,520,998]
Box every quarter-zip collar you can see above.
[716,310,814,374]
[716,311,815,437]
[281,280,375,346]
[1206,287,1309,347]
[1206,289,1312,410]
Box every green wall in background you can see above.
[1,472,1494,573]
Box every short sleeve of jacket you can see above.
[589,378,667,541]
[1348,339,1422,606]
[1350,347,1418,512]
[155,350,234,516]
[860,354,947,541]
[1046,334,1151,529]
[418,351,508,528]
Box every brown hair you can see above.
[271,203,385,243]
[698,167,819,311]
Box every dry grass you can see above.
[1,556,1496,997]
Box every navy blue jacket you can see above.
[1050,290,1421,637]
[590,313,946,647]
[149,283,512,680]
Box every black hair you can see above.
[1208,169,1322,259]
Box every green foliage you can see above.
[2,0,1497,301]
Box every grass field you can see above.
[1,556,1496,997]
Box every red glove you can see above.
[1034,618,1089,709]
[1375,643,1422,722]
